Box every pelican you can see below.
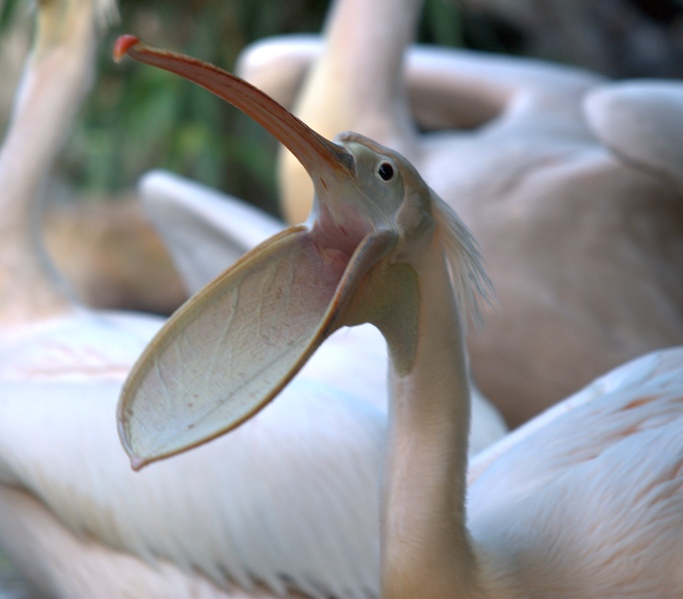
[0,3,502,597]
[237,0,683,427]
[0,1,365,596]
[118,37,683,599]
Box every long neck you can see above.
[315,0,422,125]
[0,1,95,326]
[377,242,483,599]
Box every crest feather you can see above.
[431,193,496,330]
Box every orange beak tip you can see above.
[113,34,141,63]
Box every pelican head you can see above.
[114,36,490,469]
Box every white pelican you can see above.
[0,2,369,596]
[118,37,683,599]
[0,4,502,598]
[238,0,683,427]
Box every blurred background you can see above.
[0,0,682,313]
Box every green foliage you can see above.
[69,0,333,214]
[0,0,22,34]
[1,0,465,216]
[421,0,463,47]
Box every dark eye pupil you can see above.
[378,162,394,181]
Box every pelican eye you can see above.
[377,162,394,181]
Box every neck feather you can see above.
[376,238,483,599]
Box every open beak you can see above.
[114,35,353,193]
[115,37,393,469]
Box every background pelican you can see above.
[0,2,371,596]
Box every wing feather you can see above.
[0,379,382,598]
